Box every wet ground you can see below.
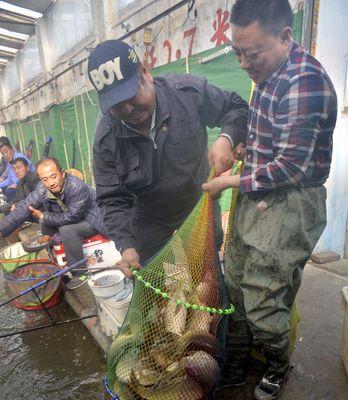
[0,276,105,400]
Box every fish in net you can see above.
[105,163,241,399]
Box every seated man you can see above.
[9,157,40,212]
[0,157,107,289]
[0,136,10,176]
[0,141,33,202]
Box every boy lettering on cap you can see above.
[89,57,124,90]
[89,39,248,278]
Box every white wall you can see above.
[314,0,348,255]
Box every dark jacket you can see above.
[0,174,107,237]
[10,171,40,206]
[93,73,248,252]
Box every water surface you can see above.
[0,274,106,400]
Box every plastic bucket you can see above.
[4,262,62,310]
[95,292,132,337]
[88,270,125,298]
[102,292,132,327]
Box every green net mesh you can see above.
[105,163,241,400]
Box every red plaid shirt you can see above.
[240,40,337,193]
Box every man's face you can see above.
[108,69,155,130]
[12,161,29,180]
[37,161,65,194]
[0,145,14,162]
[231,21,291,84]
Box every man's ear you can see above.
[281,27,292,46]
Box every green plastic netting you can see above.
[104,163,241,400]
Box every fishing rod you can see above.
[0,258,100,339]
[73,265,120,273]
[0,314,97,339]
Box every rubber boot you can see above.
[216,337,252,390]
[254,345,290,400]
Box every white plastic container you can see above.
[96,292,132,337]
[88,270,125,298]
[52,234,121,268]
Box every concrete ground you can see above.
[214,261,348,400]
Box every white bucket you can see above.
[88,270,125,298]
[96,292,132,337]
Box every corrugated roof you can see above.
[5,0,53,14]
[0,1,53,63]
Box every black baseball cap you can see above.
[87,40,141,114]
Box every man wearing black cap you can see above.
[89,39,248,277]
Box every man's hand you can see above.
[116,248,141,278]
[10,204,16,211]
[208,136,235,176]
[28,206,43,220]
[233,142,246,160]
[202,174,241,199]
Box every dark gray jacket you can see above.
[0,174,107,237]
[93,73,248,252]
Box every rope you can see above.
[37,112,47,148]
[16,120,25,152]
[14,124,22,152]
[80,93,93,184]
[85,89,98,106]
[72,96,86,180]
[57,106,70,168]
[31,118,41,160]
[131,268,234,315]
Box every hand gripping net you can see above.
[106,164,241,400]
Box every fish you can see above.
[187,311,213,334]
[149,343,176,369]
[132,357,161,387]
[164,284,187,335]
[115,350,138,383]
[182,351,220,389]
[177,331,216,356]
[129,374,204,400]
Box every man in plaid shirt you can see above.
[203,0,337,399]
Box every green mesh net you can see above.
[104,163,241,400]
